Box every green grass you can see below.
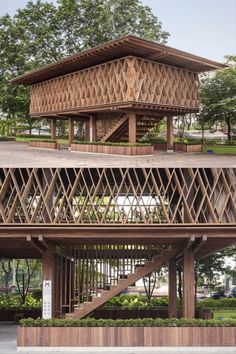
[214,310,236,320]
[204,145,236,155]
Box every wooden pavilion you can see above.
[0,167,235,319]
[11,35,226,150]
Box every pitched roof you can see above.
[11,35,227,85]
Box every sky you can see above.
[0,0,235,62]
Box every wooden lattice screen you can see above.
[0,168,235,225]
[30,56,199,115]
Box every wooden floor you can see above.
[0,142,235,167]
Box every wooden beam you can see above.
[50,119,56,140]
[68,118,74,146]
[26,235,44,254]
[168,261,177,318]
[38,235,55,251]
[128,112,136,144]
[167,115,174,152]
[192,235,207,254]
[183,246,195,318]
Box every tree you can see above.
[199,57,236,142]
[176,246,236,299]
[0,0,169,133]
[0,259,12,294]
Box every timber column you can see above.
[128,112,136,144]
[42,250,56,318]
[50,119,56,140]
[167,114,174,152]
[183,247,195,318]
[89,116,97,142]
[168,261,177,318]
[68,118,74,146]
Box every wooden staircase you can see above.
[100,114,128,142]
[100,114,162,142]
[66,247,178,319]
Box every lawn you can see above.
[214,309,236,320]
[204,145,236,155]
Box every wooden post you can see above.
[128,112,136,144]
[42,250,56,318]
[89,116,97,142]
[167,115,174,152]
[51,119,56,140]
[85,120,90,141]
[183,247,195,318]
[168,261,177,318]
[68,118,74,146]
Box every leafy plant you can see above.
[20,317,236,327]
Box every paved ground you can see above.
[0,142,235,167]
[1,323,236,354]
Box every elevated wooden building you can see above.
[12,35,225,150]
[0,167,235,319]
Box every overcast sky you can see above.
[1,0,235,62]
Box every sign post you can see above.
[42,280,52,319]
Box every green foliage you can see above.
[198,298,236,310]
[29,139,57,143]
[0,0,169,131]
[104,295,180,309]
[199,60,236,142]
[0,294,41,309]
[20,317,236,327]
[72,140,151,147]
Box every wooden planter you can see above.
[153,143,167,150]
[17,326,236,347]
[174,143,203,153]
[29,141,58,150]
[71,143,154,156]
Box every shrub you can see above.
[29,139,57,143]
[0,294,41,309]
[72,141,151,147]
[197,298,236,310]
[19,317,236,327]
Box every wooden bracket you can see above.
[26,235,45,254]
[192,235,207,255]
[38,235,55,251]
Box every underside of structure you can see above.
[0,167,235,319]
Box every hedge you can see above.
[72,141,151,147]
[20,317,236,327]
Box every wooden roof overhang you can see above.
[11,35,227,86]
[0,225,235,259]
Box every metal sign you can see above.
[42,280,52,319]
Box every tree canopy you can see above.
[199,56,236,142]
[0,0,169,130]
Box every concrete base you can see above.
[167,149,174,153]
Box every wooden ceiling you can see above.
[0,225,235,259]
[11,35,227,86]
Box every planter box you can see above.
[71,143,153,156]
[29,141,58,150]
[174,143,203,153]
[17,326,236,347]
[0,308,41,322]
[153,143,167,151]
